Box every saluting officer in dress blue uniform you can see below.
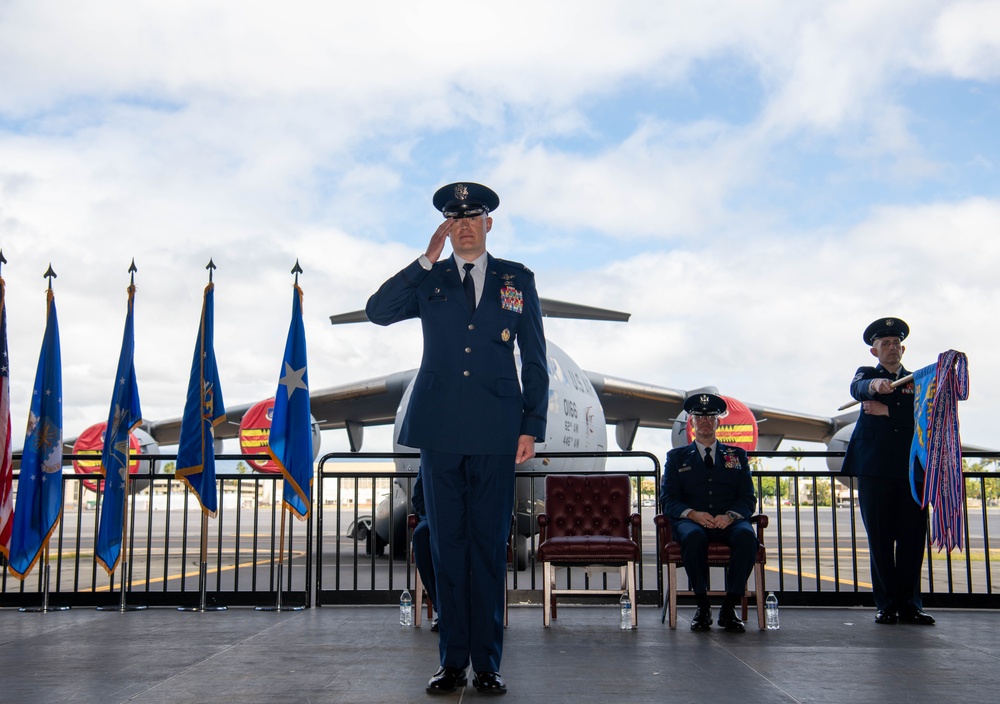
[660,393,758,633]
[840,318,934,625]
[367,182,548,695]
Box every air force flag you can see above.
[268,284,312,519]
[176,282,226,516]
[95,284,143,575]
[8,288,63,580]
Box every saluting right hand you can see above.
[424,219,454,264]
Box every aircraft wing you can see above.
[142,370,416,450]
[586,371,858,451]
[329,298,630,326]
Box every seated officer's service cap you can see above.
[683,393,728,416]
[863,317,909,346]
[433,182,500,219]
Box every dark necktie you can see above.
[463,262,476,314]
[704,446,713,470]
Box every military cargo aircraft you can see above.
[81,298,858,563]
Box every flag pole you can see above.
[98,261,146,612]
[18,543,70,613]
[256,488,302,611]
[178,510,227,612]
[178,260,226,613]
[837,373,915,411]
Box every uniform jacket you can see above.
[840,364,914,479]
[660,441,756,520]
[366,254,548,455]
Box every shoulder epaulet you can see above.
[495,258,532,274]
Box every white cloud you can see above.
[542,197,1000,447]
[926,1,1000,79]
[0,0,996,459]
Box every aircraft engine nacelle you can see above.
[826,423,855,474]
[72,423,161,493]
[237,397,322,472]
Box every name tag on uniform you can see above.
[678,465,692,473]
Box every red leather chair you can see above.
[536,474,641,627]
[654,513,769,630]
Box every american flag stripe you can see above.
[0,277,13,558]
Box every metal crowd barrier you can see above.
[2,450,997,609]
[314,451,662,607]
[1,454,311,609]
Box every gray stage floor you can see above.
[1,604,997,704]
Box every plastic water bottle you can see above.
[399,589,413,627]
[765,591,780,630]
[619,592,633,630]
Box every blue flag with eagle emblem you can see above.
[8,288,63,580]
[268,283,312,519]
[176,282,226,516]
[95,283,143,575]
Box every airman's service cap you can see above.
[863,317,909,346]
[683,393,727,417]
[433,182,500,219]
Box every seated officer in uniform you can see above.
[660,393,758,633]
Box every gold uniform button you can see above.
[465,347,472,353]
[463,371,471,377]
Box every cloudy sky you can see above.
[1,0,998,462]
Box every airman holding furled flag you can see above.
[840,317,935,626]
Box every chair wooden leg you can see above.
[667,563,678,628]
[543,562,552,627]
[626,562,637,628]
[504,572,509,628]
[754,563,766,630]
[414,568,423,628]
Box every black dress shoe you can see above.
[874,609,898,625]
[690,607,712,631]
[472,671,507,694]
[430,615,439,632]
[899,609,935,625]
[426,667,467,694]
[717,607,746,633]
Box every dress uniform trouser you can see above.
[420,449,515,673]
[858,475,927,612]
[671,519,758,596]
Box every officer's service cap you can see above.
[433,182,500,219]
[683,393,727,417]
[863,317,909,346]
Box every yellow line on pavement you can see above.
[764,564,872,589]
[82,550,307,592]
